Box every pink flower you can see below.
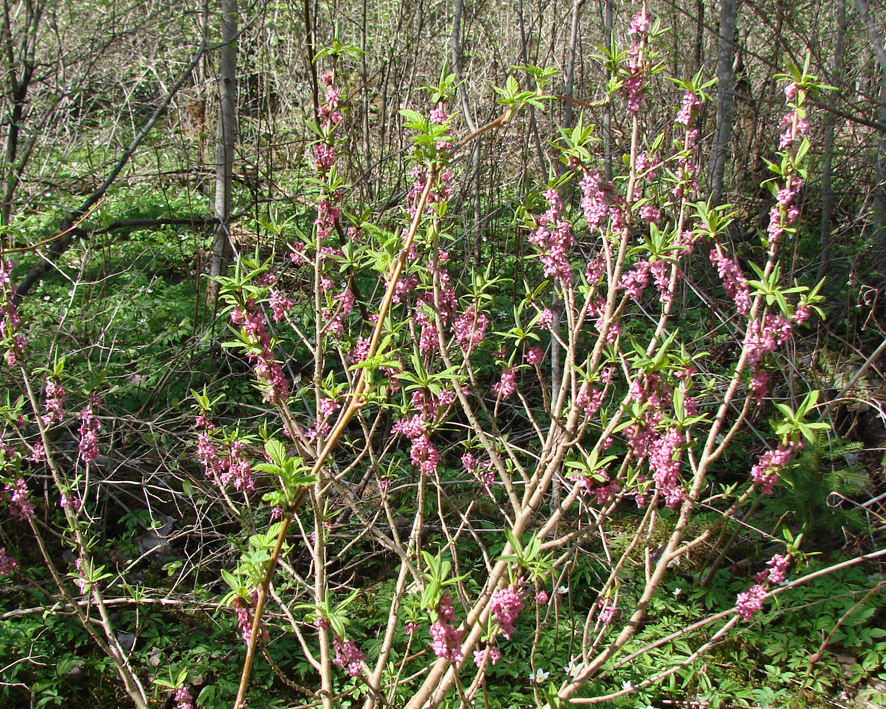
[709,247,750,314]
[333,636,366,676]
[430,591,463,663]
[755,553,791,585]
[535,589,549,605]
[473,645,501,668]
[750,440,800,494]
[430,106,448,124]
[268,288,293,323]
[537,308,554,330]
[676,91,701,125]
[5,477,34,519]
[0,547,17,575]
[78,402,101,464]
[580,171,607,230]
[528,190,574,284]
[41,379,66,427]
[452,307,489,354]
[493,367,517,399]
[174,685,194,709]
[628,10,650,35]
[736,584,766,621]
[525,346,544,366]
[490,585,524,639]
[599,603,617,624]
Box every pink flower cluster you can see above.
[525,346,544,366]
[430,591,463,663]
[473,645,501,668]
[0,547,17,575]
[647,426,686,508]
[452,307,489,354]
[78,395,101,464]
[676,90,701,126]
[490,584,525,639]
[317,72,342,131]
[580,171,608,230]
[230,299,289,403]
[268,287,293,324]
[575,386,604,419]
[41,379,66,427]
[463,452,494,493]
[0,259,25,366]
[623,11,650,113]
[767,175,802,248]
[778,110,809,151]
[599,603,617,624]
[174,686,194,709]
[745,315,793,369]
[528,189,574,284]
[750,439,800,494]
[493,367,516,400]
[709,247,750,314]
[234,593,269,645]
[755,553,791,585]
[4,477,34,519]
[333,636,366,676]
[194,414,254,491]
[392,398,441,477]
[736,583,766,621]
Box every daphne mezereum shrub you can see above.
[3,5,885,709]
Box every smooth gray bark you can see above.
[209,0,238,296]
[855,0,886,276]
[818,0,848,282]
[708,0,737,204]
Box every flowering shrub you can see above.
[1,8,883,709]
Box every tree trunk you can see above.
[603,0,613,181]
[708,0,737,204]
[817,0,848,282]
[209,0,238,300]
[855,0,886,279]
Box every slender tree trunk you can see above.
[818,0,848,282]
[708,0,737,204]
[209,0,238,300]
[1,0,42,226]
[562,0,584,132]
[694,0,704,76]
[855,0,886,277]
[602,0,613,181]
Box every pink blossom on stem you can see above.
[580,171,607,230]
[473,645,501,668]
[5,477,34,519]
[755,553,792,585]
[174,686,194,709]
[493,367,517,399]
[736,583,766,621]
[0,547,17,575]
[333,636,366,676]
[268,288,293,323]
[750,439,800,494]
[709,247,750,314]
[528,189,574,284]
[675,91,701,125]
[430,591,463,663]
[452,307,489,354]
[78,402,101,465]
[490,585,524,639]
[41,379,66,427]
[525,346,544,366]
[599,603,617,624]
